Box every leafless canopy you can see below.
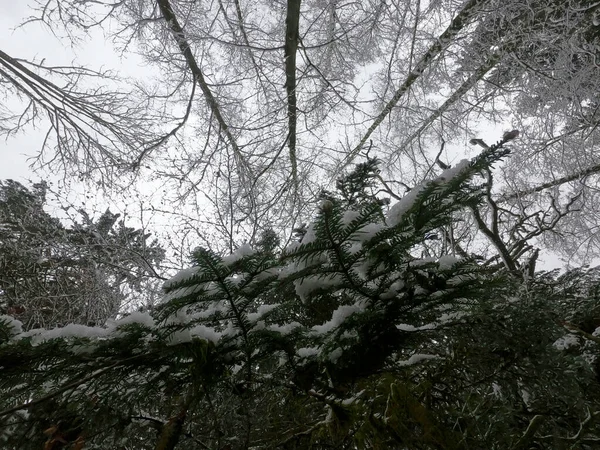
[2,0,600,260]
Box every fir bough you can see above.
[2,144,599,449]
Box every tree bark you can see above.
[156,0,247,174]
[285,0,302,191]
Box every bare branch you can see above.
[156,0,250,179]
[339,0,490,172]
[499,162,600,202]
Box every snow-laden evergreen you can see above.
[1,142,600,449]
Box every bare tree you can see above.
[0,49,182,182]
[2,0,600,260]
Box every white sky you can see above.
[1,1,48,181]
[0,1,160,230]
[0,0,145,182]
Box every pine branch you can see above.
[0,359,125,418]
[321,207,376,300]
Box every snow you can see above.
[342,209,361,226]
[438,311,467,323]
[162,308,221,345]
[347,242,362,255]
[297,346,320,358]
[351,222,384,242]
[300,223,317,244]
[18,324,111,346]
[380,280,405,299]
[222,243,256,265]
[70,344,97,355]
[0,315,23,336]
[295,273,344,302]
[328,347,343,362]
[414,286,428,295]
[189,301,228,319]
[520,387,532,408]
[165,310,191,345]
[166,330,191,346]
[166,325,221,345]
[188,324,221,343]
[225,274,246,286]
[162,283,207,303]
[253,267,281,282]
[386,186,424,227]
[203,282,221,297]
[221,321,239,338]
[352,258,378,280]
[398,353,437,366]
[247,303,280,322]
[284,241,301,253]
[396,323,436,332]
[10,311,155,350]
[163,266,200,289]
[411,257,436,267]
[437,159,470,182]
[446,273,475,286]
[313,304,363,334]
[553,334,579,350]
[112,311,155,328]
[438,255,462,270]
[267,322,301,335]
[491,382,502,398]
[386,159,470,227]
[277,263,297,280]
[340,330,358,339]
[341,390,365,406]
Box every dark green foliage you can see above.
[334,156,383,207]
[1,147,600,448]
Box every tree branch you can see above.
[395,53,500,156]
[339,0,489,172]
[499,162,600,202]
[0,360,123,418]
[285,0,302,193]
[156,0,249,177]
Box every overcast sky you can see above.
[0,1,156,226]
[0,0,144,183]
[1,1,49,181]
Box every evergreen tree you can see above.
[1,141,599,448]
[0,180,165,329]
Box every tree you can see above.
[2,0,599,262]
[0,179,165,329]
[448,0,600,263]
[2,140,599,449]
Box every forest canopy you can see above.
[1,0,600,448]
